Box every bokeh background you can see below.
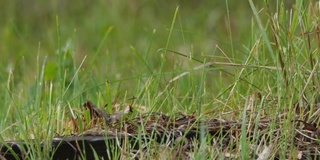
[0,0,297,109]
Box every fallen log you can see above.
[0,135,141,160]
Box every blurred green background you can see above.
[0,0,297,109]
[0,1,255,83]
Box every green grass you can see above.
[0,0,319,159]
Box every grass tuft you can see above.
[0,0,319,159]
